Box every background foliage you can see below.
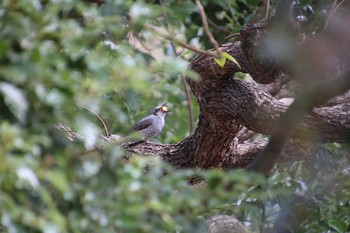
[1,0,350,232]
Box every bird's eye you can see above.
[161,106,168,112]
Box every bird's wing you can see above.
[125,116,154,135]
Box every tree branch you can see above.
[247,70,350,175]
[170,42,194,133]
[145,23,220,58]
[195,0,221,57]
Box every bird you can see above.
[126,103,170,141]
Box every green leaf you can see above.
[213,54,227,68]
[0,82,28,122]
[328,220,348,233]
[206,171,223,190]
[222,52,241,68]
[46,170,69,193]
[213,52,241,69]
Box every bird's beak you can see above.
[161,102,170,112]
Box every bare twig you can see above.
[159,0,193,133]
[219,33,240,46]
[260,202,266,233]
[183,79,194,133]
[82,106,110,137]
[145,23,220,58]
[170,42,194,133]
[264,0,270,19]
[195,0,221,57]
[56,122,82,141]
[324,0,346,30]
[207,18,230,34]
[148,0,220,58]
[171,37,215,57]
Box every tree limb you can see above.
[247,70,350,175]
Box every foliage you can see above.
[213,52,241,69]
[1,0,350,232]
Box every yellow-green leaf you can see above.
[213,55,227,68]
[222,52,241,68]
[213,52,241,69]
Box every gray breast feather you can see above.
[142,116,164,140]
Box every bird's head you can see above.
[150,102,170,117]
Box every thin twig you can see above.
[159,0,194,133]
[207,18,230,33]
[56,122,82,141]
[324,0,346,30]
[195,0,221,57]
[82,106,110,137]
[260,202,266,233]
[170,42,194,133]
[172,37,216,57]
[264,0,270,19]
[145,23,220,58]
[219,33,240,46]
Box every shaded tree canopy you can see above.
[1,0,350,232]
